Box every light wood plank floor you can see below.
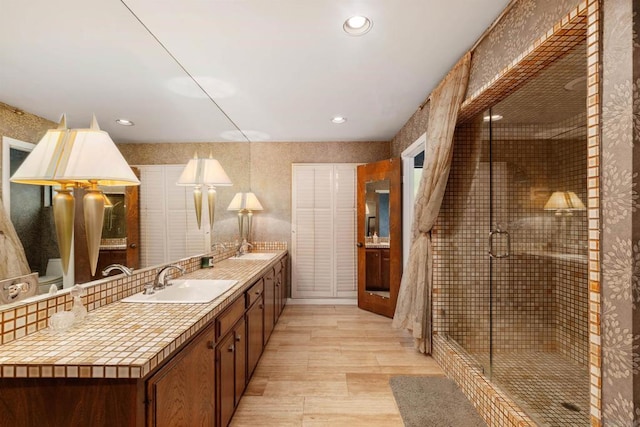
[231,304,445,427]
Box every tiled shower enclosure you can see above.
[433,41,589,426]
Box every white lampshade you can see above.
[544,191,586,211]
[11,115,139,186]
[177,156,232,186]
[176,153,232,231]
[227,192,263,211]
[565,191,586,210]
[9,126,68,186]
[544,191,570,210]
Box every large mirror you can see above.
[364,179,391,297]
[357,159,402,318]
[0,1,251,307]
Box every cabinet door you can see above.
[234,318,246,405]
[218,332,236,427]
[280,256,288,312]
[274,263,283,320]
[381,249,391,291]
[246,296,264,377]
[365,249,382,289]
[147,323,215,427]
[263,269,276,343]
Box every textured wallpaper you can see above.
[0,102,56,201]
[601,0,640,424]
[119,140,390,248]
[466,0,582,101]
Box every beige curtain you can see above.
[0,197,30,279]
[392,52,471,353]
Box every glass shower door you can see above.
[488,63,590,424]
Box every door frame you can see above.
[401,133,426,268]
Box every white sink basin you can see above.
[121,279,237,303]
[229,252,278,260]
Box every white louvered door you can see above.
[291,164,358,299]
[334,165,358,298]
[138,165,209,268]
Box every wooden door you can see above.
[357,158,402,318]
[125,166,140,269]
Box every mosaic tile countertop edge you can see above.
[0,251,287,379]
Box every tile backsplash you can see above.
[0,242,286,345]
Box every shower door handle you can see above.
[488,229,511,259]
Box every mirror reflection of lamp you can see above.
[227,192,263,242]
[544,191,586,215]
[177,153,233,232]
[544,191,586,253]
[10,115,140,276]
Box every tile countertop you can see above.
[0,251,286,380]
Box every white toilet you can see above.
[38,258,64,294]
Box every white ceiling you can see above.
[1,0,510,143]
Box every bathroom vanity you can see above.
[0,252,288,427]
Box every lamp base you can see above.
[53,188,75,275]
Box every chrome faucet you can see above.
[236,239,253,257]
[102,264,133,277]
[153,265,186,291]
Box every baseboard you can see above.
[286,298,357,305]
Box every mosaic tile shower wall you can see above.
[432,111,589,425]
[433,114,588,363]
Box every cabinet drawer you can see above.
[247,279,264,307]
[216,297,245,340]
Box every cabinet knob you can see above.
[357,242,363,247]
[129,243,137,249]
[235,334,242,342]
[228,344,235,353]
[259,304,263,309]
[206,340,214,349]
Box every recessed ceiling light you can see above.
[115,118,135,126]
[343,15,372,36]
[331,116,347,124]
[483,114,503,122]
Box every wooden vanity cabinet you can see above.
[0,254,286,427]
[146,323,216,427]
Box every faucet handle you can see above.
[143,283,155,295]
